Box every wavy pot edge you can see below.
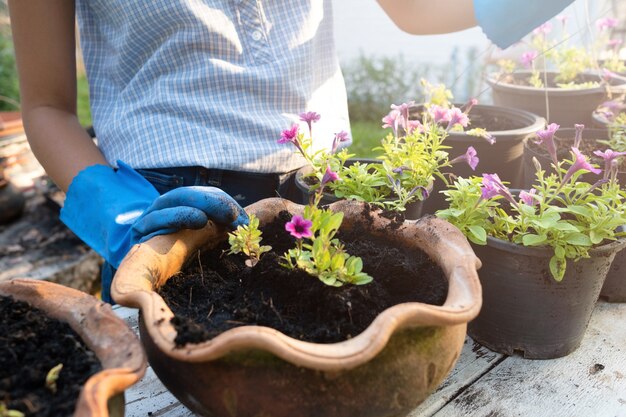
[0,279,147,417]
[112,197,482,372]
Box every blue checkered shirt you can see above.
[76,0,350,173]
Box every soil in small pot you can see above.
[463,111,527,131]
[0,295,102,417]
[159,209,448,346]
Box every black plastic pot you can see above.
[522,129,626,303]
[469,236,626,359]
[294,160,425,220]
[591,110,626,131]
[488,71,626,128]
[420,104,545,214]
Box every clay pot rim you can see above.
[487,70,626,94]
[0,279,147,417]
[112,198,482,371]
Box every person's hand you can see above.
[60,161,248,269]
[474,0,574,48]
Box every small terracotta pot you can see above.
[112,198,482,417]
[469,236,626,359]
[488,71,626,127]
[0,279,147,417]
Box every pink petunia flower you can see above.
[561,147,601,185]
[519,188,539,206]
[429,105,451,125]
[278,124,300,144]
[382,109,401,137]
[608,39,623,49]
[480,173,515,205]
[596,17,618,32]
[391,101,416,130]
[299,111,321,136]
[406,120,424,135]
[285,215,313,239]
[520,51,539,69]
[535,123,560,167]
[450,146,479,171]
[533,22,553,36]
[463,98,479,114]
[331,130,350,153]
[594,149,626,179]
[321,166,340,186]
[447,107,470,130]
[574,124,585,148]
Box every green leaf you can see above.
[522,234,547,246]
[563,233,592,246]
[549,256,566,282]
[552,222,581,232]
[467,226,487,244]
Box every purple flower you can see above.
[533,22,552,36]
[285,215,313,239]
[408,185,430,200]
[463,98,479,114]
[596,17,618,32]
[519,189,539,206]
[561,147,601,185]
[483,132,496,145]
[601,100,624,113]
[447,107,470,130]
[331,130,350,153]
[406,120,424,135]
[520,51,539,69]
[450,146,479,171]
[481,173,509,200]
[535,123,560,167]
[602,68,616,82]
[382,109,401,137]
[429,105,451,124]
[392,166,412,175]
[278,124,300,144]
[574,124,585,148]
[299,111,321,136]
[594,149,626,179]
[321,166,339,186]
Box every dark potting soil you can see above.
[0,295,102,417]
[464,111,526,132]
[159,210,448,346]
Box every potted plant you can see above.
[522,124,626,303]
[110,173,482,417]
[0,279,146,417]
[294,98,482,219]
[437,128,626,358]
[592,98,626,131]
[488,17,626,127]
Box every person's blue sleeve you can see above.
[474,0,575,49]
[60,161,247,269]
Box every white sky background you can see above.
[332,0,617,64]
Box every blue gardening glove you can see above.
[60,161,248,269]
[474,0,575,49]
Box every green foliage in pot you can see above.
[0,34,20,111]
[437,124,626,281]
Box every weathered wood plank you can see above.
[432,302,626,417]
[409,338,505,417]
[124,367,195,417]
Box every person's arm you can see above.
[376,0,477,36]
[376,0,575,49]
[8,0,107,192]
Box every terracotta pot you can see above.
[521,128,626,303]
[295,160,426,219]
[418,104,545,214]
[0,111,24,138]
[0,279,147,417]
[469,236,626,359]
[487,71,626,127]
[112,198,482,417]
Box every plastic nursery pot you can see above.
[417,104,545,214]
[591,110,626,131]
[523,129,626,303]
[295,159,426,220]
[469,236,626,359]
[487,71,626,128]
[111,198,482,417]
[0,279,147,417]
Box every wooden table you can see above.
[114,301,626,417]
